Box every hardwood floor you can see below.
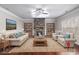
[9,38,75,53]
[0,38,79,55]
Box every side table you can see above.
[0,40,10,51]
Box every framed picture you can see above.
[6,18,16,30]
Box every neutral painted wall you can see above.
[55,7,79,32]
[55,7,79,43]
[0,7,24,34]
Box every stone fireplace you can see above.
[34,18,45,37]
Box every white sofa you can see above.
[6,32,29,46]
[52,33,64,41]
[57,37,75,48]
[52,33,57,41]
[52,32,75,48]
[52,32,64,41]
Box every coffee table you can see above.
[33,38,47,47]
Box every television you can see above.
[6,18,16,30]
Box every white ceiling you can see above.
[0,4,78,19]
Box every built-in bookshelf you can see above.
[46,23,55,37]
[24,23,32,37]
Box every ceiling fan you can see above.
[33,8,48,14]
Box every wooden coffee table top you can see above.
[34,38,46,41]
[33,38,47,47]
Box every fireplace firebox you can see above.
[36,31,43,36]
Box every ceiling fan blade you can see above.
[33,8,48,15]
